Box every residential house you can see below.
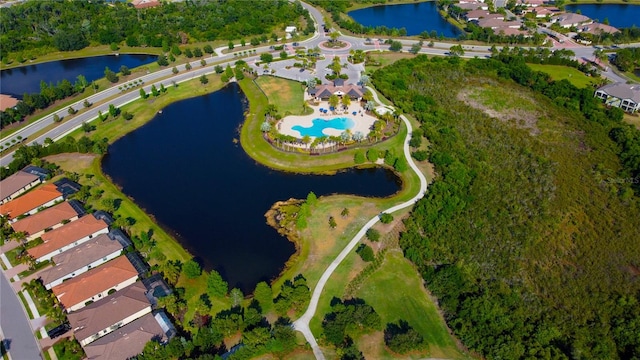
[476,18,522,29]
[131,0,160,9]
[27,214,109,263]
[0,171,42,204]
[11,200,84,241]
[308,79,366,102]
[533,6,560,18]
[38,233,126,289]
[516,0,547,7]
[553,13,593,28]
[0,183,63,221]
[52,255,139,312]
[22,165,49,180]
[464,10,503,21]
[82,312,168,360]
[595,82,640,113]
[0,94,19,112]
[580,22,620,35]
[456,2,489,11]
[68,282,151,346]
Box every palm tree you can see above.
[260,122,272,132]
[341,96,351,110]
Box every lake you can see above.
[565,4,640,28]
[0,54,157,98]
[102,83,401,292]
[348,2,461,38]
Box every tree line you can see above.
[0,0,310,60]
[372,54,640,359]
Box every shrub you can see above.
[356,244,375,262]
[411,150,428,161]
[366,228,380,242]
[366,149,379,162]
[183,259,202,279]
[354,151,366,164]
[379,213,393,224]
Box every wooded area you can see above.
[0,0,309,57]
[373,55,640,359]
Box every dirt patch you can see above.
[44,153,98,173]
[458,88,541,136]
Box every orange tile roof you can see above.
[11,201,79,236]
[52,256,138,311]
[0,94,19,112]
[0,183,62,220]
[27,215,108,260]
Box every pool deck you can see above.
[279,102,377,139]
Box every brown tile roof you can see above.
[38,234,124,287]
[83,313,164,360]
[28,215,108,260]
[312,83,364,99]
[51,256,138,310]
[11,201,79,236]
[0,171,40,201]
[0,183,62,220]
[132,0,160,9]
[0,94,19,112]
[69,282,150,343]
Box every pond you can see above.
[348,2,462,38]
[102,83,401,292]
[0,54,157,98]
[565,4,640,28]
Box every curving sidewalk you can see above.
[292,89,428,359]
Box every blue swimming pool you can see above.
[292,117,355,137]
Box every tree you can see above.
[449,44,465,57]
[200,74,209,85]
[356,244,375,262]
[172,66,179,74]
[193,47,203,57]
[104,67,118,83]
[68,106,77,115]
[183,259,202,279]
[367,148,379,162]
[341,208,349,218]
[119,65,130,76]
[139,88,147,99]
[185,62,192,71]
[390,41,403,52]
[171,45,182,56]
[203,44,213,54]
[366,228,380,242]
[200,59,206,67]
[329,94,340,109]
[341,96,351,109]
[379,213,393,224]
[410,41,423,55]
[329,216,337,229]
[160,83,166,93]
[230,288,244,307]
[185,48,194,58]
[228,41,234,50]
[207,270,228,298]
[306,191,317,206]
[254,281,273,313]
[83,99,92,108]
[214,65,224,74]
[384,320,425,353]
[108,104,119,118]
[280,50,288,60]
[260,53,274,63]
[330,32,340,43]
[157,54,169,66]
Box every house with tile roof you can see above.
[553,12,592,28]
[28,214,109,263]
[52,255,139,312]
[595,82,640,113]
[0,170,41,204]
[0,183,63,221]
[82,312,167,360]
[68,282,151,346]
[39,233,126,289]
[11,200,84,241]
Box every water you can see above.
[102,83,401,292]
[292,117,355,137]
[565,4,640,28]
[348,2,461,38]
[0,54,157,98]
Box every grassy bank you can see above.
[526,63,600,88]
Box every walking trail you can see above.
[291,88,429,359]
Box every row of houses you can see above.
[595,82,640,113]
[0,170,175,359]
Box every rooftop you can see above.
[53,178,81,198]
[68,282,150,343]
[0,94,19,111]
[22,165,49,181]
[83,313,165,360]
[0,171,40,200]
[555,12,592,26]
[11,200,83,236]
[597,82,640,103]
[0,183,63,219]
[52,256,138,310]
[38,234,125,286]
[28,214,108,260]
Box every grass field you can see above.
[356,251,468,359]
[526,64,598,89]
[624,113,640,129]
[255,76,308,116]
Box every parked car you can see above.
[47,323,71,339]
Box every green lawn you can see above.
[356,251,468,359]
[526,64,598,89]
[255,76,308,116]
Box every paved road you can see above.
[291,88,428,359]
[1,273,42,360]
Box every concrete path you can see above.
[291,87,428,359]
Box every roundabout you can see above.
[318,39,352,52]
